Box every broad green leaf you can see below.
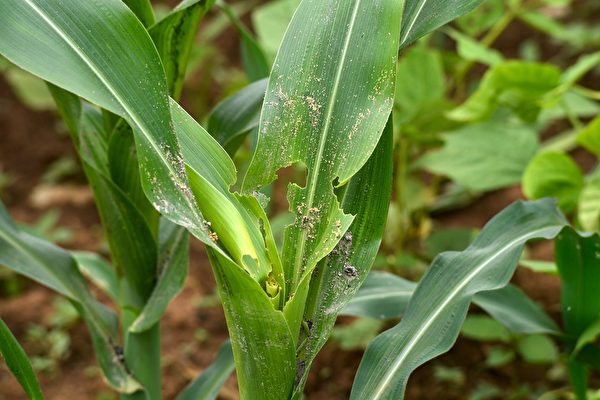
[351,199,567,400]
[252,0,301,61]
[517,335,559,364]
[130,219,189,333]
[0,0,215,247]
[175,341,235,400]
[0,202,139,393]
[149,0,215,100]
[293,120,394,394]
[243,0,402,305]
[461,315,511,342]
[399,0,485,49]
[344,272,559,335]
[72,251,119,302]
[417,119,538,192]
[0,319,43,400]
[578,181,600,233]
[207,250,295,400]
[449,62,562,123]
[446,28,504,66]
[576,116,600,156]
[395,45,446,124]
[522,151,584,213]
[207,78,267,154]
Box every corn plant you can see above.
[0,0,584,399]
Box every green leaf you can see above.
[446,28,504,66]
[0,0,215,248]
[522,151,584,213]
[561,51,600,88]
[0,201,139,393]
[578,181,600,233]
[417,119,538,192]
[332,319,385,351]
[518,11,568,41]
[175,340,235,400]
[399,0,485,49]
[342,271,417,320]
[461,315,511,342]
[252,0,301,61]
[149,0,215,100]
[449,62,562,123]
[395,45,446,124]
[574,316,600,355]
[294,120,394,393]
[474,285,560,335]
[519,259,558,275]
[207,250,295,400]
[556,228,600,340]
[344,272,559,335]
[243,0,402,306]
[517,335,559,364]
[0,319,43,400]
[576,116,600,156]
[72,251,119,302]
[207,78,267,154]
[123,0,156,27]
[351,199,567,400]
[130,219,189,333]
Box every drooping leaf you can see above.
[0,0,215,248]
[0,319,44,400]
[149,0,216,99]
[175,341,235,400]
[351,200,567,400]
[0,202,139,393]
[417,119,538,192]
[522,151,584,213]
[399,0,485,49]
[130,219,189,333]
[243,0,402,311]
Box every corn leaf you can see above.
[175,340,235,400]
[130,219,189,333]
[72,251,119,302]
[0,0,214,247]
[351,199,567,400]
[208,250,296,400]
[343,272,559,335]
[243,0,402,316]
[556,228,600,398]
[293,120,394,394]
[149,0,216,99]
[400,0,485,49]
[0,319,43,400]
[0,202,140,393]
[207,78,267,154]
[123,0,156,27]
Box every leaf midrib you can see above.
[400,0,427,45]
[369,226,555,399]
[290,0,363,290]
